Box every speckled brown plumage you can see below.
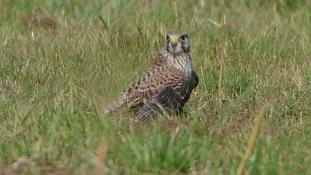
[126,63,186,105]
[103,32,198,121]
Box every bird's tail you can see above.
[103,92,128,115]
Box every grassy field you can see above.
[1,0,311,174]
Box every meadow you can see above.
[1,0,311,174]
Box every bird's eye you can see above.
[180,35,185,41]
[166,35,170,41]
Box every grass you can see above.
[1,0,311,174]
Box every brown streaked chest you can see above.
[158,51,193,78]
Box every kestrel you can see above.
[103,32,199,121]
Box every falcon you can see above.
[103,32,199,121]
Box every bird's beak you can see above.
[170,36,179,47]
[170,36,178,43]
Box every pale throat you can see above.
[162,50,193,77]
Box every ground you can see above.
[1,0,311,174]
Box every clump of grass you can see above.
[237,104,268,175]
[117,126,211,174]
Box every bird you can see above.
[103,32,199,121]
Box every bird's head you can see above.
[166,32,190,56]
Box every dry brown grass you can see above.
[237,104,268,175]
[1,159,78,175]
[22,13,57,30]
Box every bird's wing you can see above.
[190,70,199,88]
[135,70,199,122]
[179,70,199,106]
[135,85,184,122]
[150,86,183,109]
[126,67,186,107]
[104,66,185,114]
